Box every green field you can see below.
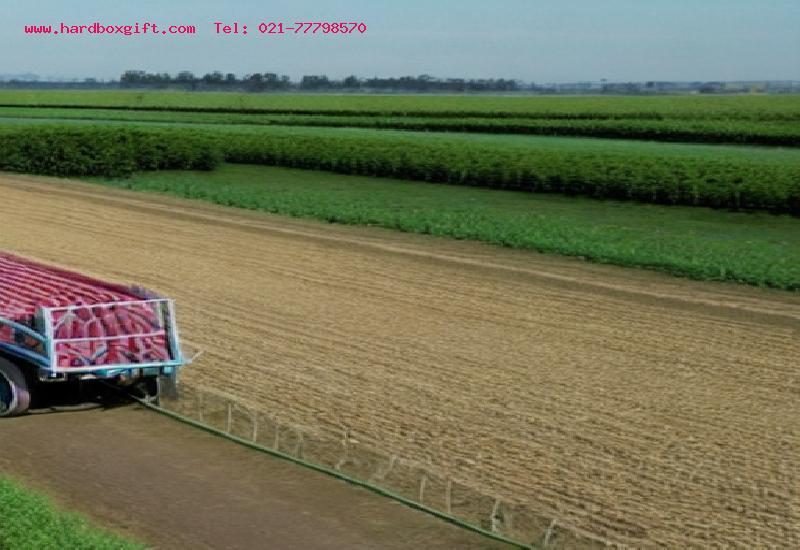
[1,92,799,146]
[2,124,798,213]
[87,164,800,290]
[1,106,799,146]
[2,90,799,120]
[1,90,798,290]
[0,477,143,550]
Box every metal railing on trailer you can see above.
[1,299,186,380]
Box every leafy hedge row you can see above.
[0,126,220,177]
[268,116,800,147]
[2,99,799,122]
[1,124,797,213]
[7,107,800,147]
[216,129,800,214]
[3,105,799,147]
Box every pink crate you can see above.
[0,253,172,367]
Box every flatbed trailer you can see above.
[0,252,189,416]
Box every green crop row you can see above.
[270,115,800,147]
[211,127,800,213]
[0,125,220,177]
[0,91,798,121]
[2,106,798,147]
[1,124,798,213]
[89,165,800,291]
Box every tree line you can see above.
[120,70,521,92]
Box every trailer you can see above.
[0,252,190,416]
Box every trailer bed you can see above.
[0,253,142,319]
[0,253,176,370]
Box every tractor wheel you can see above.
[0,357,31,417]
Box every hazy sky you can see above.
[3,0,798,82]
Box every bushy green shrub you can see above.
[0,126,220,177]
[266,116,800,147]
[1,124,797,214]
[213,129,800,213]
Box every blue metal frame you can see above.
[0,299,188,380]
[0,318,50,368]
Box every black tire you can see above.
[0,357,31,417]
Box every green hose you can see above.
[133,397,532,549]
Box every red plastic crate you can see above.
[0,253,171,367]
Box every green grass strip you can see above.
[86,164,800,290]
[0,477,144,550]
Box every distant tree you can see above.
[117,70,541,94]
[263,73,279,89]
[301,75,330,90]
[244,73,265,92]
[120,70,145,87]
[202,71,224,85]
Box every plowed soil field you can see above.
[1,174,798,547]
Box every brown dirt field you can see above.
[0,405,508,550]
[0,173,798,547]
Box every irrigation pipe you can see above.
[132,395,532,549]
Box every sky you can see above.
[2,0,798,82]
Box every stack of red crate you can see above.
[0,253,170,367]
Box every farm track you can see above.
[0,174,798,547]
[0,406,505,550]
